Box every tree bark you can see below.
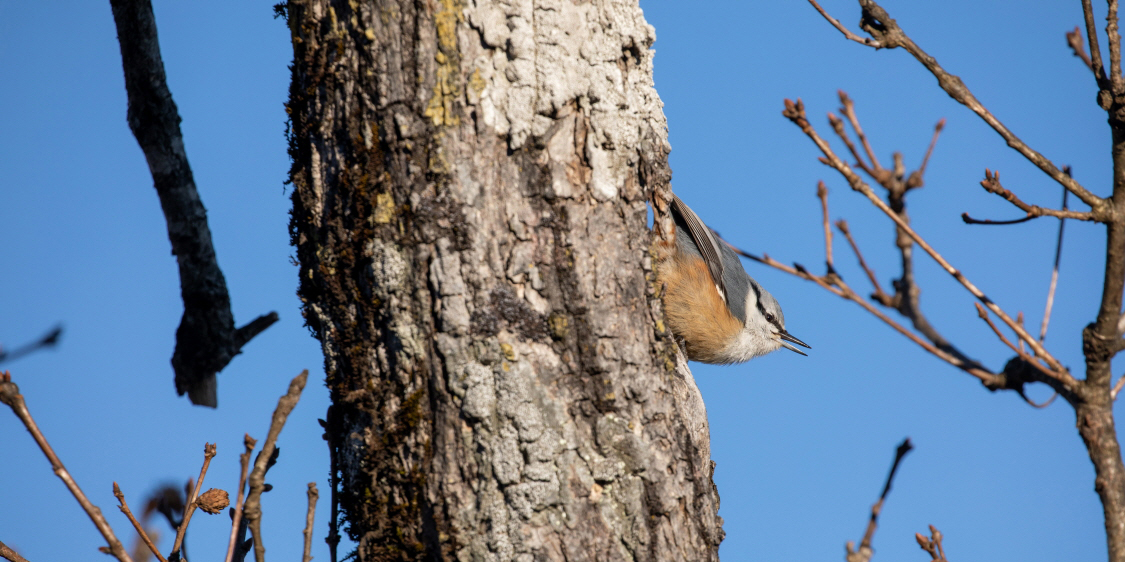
[283,0,722,559]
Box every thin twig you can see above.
[807,0,882,47]
[828,111,879,177]
[303,483,319,562]
[0,372,133,562]
[907,119,945,189]
[1083,0,1111,87]
[0,541,30,562]
[836,219,892,305]
[114,483,168,562]
[967,169,1095,222]
[1040,186,1070,342]
[0,326,63,364]
[960,213,1037,225]
[846,439,914,562]
[224,435,258,562]
[783,98,1076,387]
[245,371,309,562]
[839,91,883,174]
[1109,0,1122,91]
[818,181,835,272]
[170,443,217,559]
[327,430,340,562]
[1017,311,1027,354]
[1068,26,1096,72]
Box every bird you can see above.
[658,194,810,363]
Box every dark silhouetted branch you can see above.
[0,326,62,364]
[846,438,914,562]
[108,0,278,407]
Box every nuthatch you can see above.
[658,195,810,363]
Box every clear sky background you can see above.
[0,1,1116,561]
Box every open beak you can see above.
[778,330,811,356]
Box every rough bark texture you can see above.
[283,0,722,560]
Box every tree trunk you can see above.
[283,0,722,560]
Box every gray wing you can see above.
[671,195,728,303]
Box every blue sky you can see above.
[0,0,1117,561]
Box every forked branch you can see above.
[962,170,1096,223]
[806,0,1105,210]
[915,525,950,562]
[783,98,1077,391]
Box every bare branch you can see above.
[807,0,882,47]
[0,372,133,562]
[0,326,62,364]
[783,98,1077,388]
[828,112,875,176]
[846,438,914,562]
[1110,0,1122,92]
[1068,25,1097,72]
[838,91,884,175]
[835,219,892,305]
[245,371,309,562]
[170,443,217,559]
[818,181,835,273]
[816,0,1106,209]
[908,119,945,189]
[224,434,258,562]
[114,483,168,562]
[303,483,319,562]
[1040,186,1070,342]
[0,541,31,562]
[969,169,1098,223]
[108,0,278,407]
[1082,0,1110,87]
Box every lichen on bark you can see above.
[284,0,721,559]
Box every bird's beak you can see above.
[778,330,810,356]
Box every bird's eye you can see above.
[765,313,776,325]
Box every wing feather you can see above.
[671,195,728,303]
